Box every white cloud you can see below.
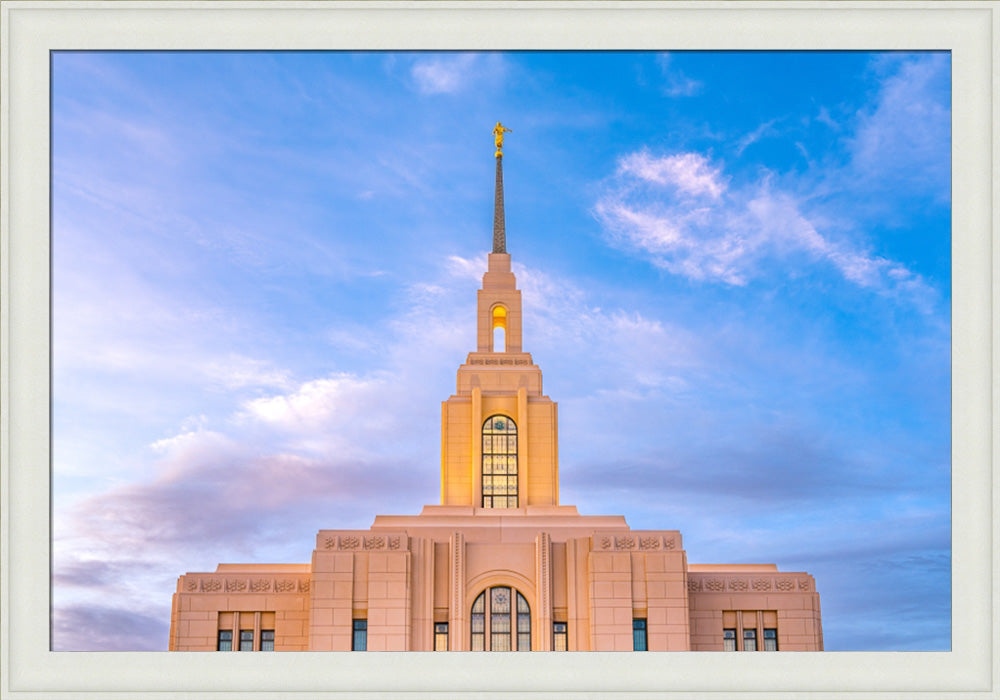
[735,118,781,156]
[410,53,505,95]
[656,54,703,97]
[595,150,937,306]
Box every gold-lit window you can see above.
[470,586,530,651]
[482,415,517,508]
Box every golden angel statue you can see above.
[493,121,512,157]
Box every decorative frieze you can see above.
[318,532,408,551]
[688,573,813,594]
[594,532,679,551]
[182,575,310,594]
[469,358,532,366]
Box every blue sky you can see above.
[51,51,951,651]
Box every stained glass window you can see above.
[723,628,737,651]
[553,622,568,651]
[434,622,449,651]
[482,415,517,508]
[743,628,757,651]
[633,619,647,651]
[469,586,530,650]
[217,630,232,651]
[239,629,254,651]
[763,628,778,651]
[352,619,367,651]
[260,629,274,651]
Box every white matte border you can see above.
[1,2,995,698]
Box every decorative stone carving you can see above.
[729,578,748,591]
[341,536,360,550]
[688,579,702,593]
[250,578,271,592]
[775,578,795,591]
[185,579,198,592]
[364,536,385,550]
[323,536,337,549]
[600,536,613,550]
[663,537,677,550]
[388,536,401,550]
[202,579,222,592]
[798,578,811,591]
[616,536,635,550]
[226,578,247,592]
[705,578,724,592]
[299,580,310,593]
[639,536,660,550]
[275,579,296,593]
[752,578,772,591]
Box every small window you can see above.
[239,630,254,651]
[723,628,737,651]
[763,628,778,651]
[352,620,367,651]
[633,619,647,651]
[217,630,233,651]
[553,622,568,651]
[743,628,757,651]
[516,593,531,651]
[260,629,275,651]
[434,622,448,651]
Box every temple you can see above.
[168,127,823,652]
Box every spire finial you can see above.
[492,122,510,254]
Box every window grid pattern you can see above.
[552,622,568,651]
[239,630,254,651]
[217,630,232,651]
[743,628,757,651]
[633,619,648,651]
[260,630,274,651]
[723,628,737,651]
[763,628,778,651]
[352,620,367,651]
[470,586,531,650]
[434,622,449,651]
[482,415,517,508]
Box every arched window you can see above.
[491,305,507,352]
[470,586,531,651]
[482,415,517,508]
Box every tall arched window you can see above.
[470,586,531,651]
[491,305,507,352]
[482,415,517,508]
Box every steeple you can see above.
[491,121,512,254]
[493,156,505,254]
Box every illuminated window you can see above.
[352,620,367,651]
[260,630,274,651]
[633,619,647,651]
[434,622,448,651]
[743,628,757,651]
[763,628,778,651]
[723,628,737,651]
[491,305,507,352]
[482,415,517,508]
[553,622,568,651]
[239,629,254,651]
[470,586,531,650]
[217,630,232,651]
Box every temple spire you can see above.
[492,122,512,254]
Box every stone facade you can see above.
[169,154,823,653]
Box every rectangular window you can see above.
[763,628,778,651]
[632,619,647,651]
[434,622,448,651]
[743,628,757,651]
[217,630,233,651]
[260,629,275,651]
[553,622,568,651]
[723,628,737,651]
[352,620,367,651]
[238,630,254,651]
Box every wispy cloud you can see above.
[410,53,506,95]
[656,54,703,97]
